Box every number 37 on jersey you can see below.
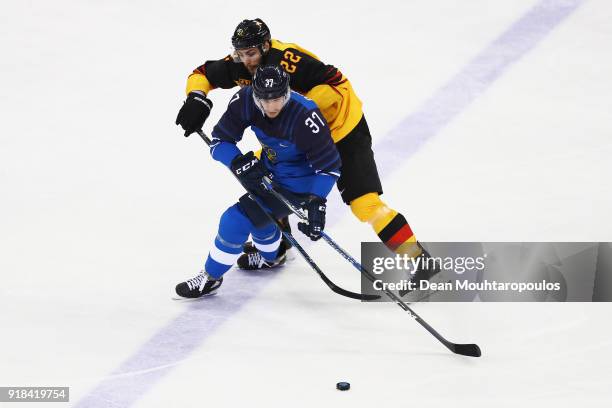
[305,111,325,133]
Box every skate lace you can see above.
[186,271,207,291]
[247,252,266,268]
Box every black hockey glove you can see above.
[298,195,326,241]
[230,151,272,193]
[175,92,213,137]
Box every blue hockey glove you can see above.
[230,151,272,193]
[298,195,326,241]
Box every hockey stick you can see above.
[195,130,379,301]
[261,175,482,357]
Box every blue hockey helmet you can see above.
[252,65,290,100]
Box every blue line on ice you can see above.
[374,0,584,179]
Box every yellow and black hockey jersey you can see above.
[185,39,363,143]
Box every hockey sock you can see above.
[205,203,255,279]
[350,193,422,258]
[252,225,282,261]
[376,212,421,258]
[205,234,243,279]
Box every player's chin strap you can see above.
[196,130,379,302]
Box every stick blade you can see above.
[332,284,380,301]
[452,343,482,357]
[319,271,381,301]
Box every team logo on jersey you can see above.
[235,79,252,88]
[261,144,277,163]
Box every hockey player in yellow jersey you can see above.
[175,18,438,290]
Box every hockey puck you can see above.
[336,381,350,391]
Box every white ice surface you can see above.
[1,0,611,407]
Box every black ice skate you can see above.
[237,239,289,270]
[175,270,223,299]
[399,243,441,297]
[241,241,259,254]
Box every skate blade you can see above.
[171,292,218,302]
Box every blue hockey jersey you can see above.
[210,86,341,198]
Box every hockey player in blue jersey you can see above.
[175,65,341,298]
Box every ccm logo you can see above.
[235,158,258,174]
